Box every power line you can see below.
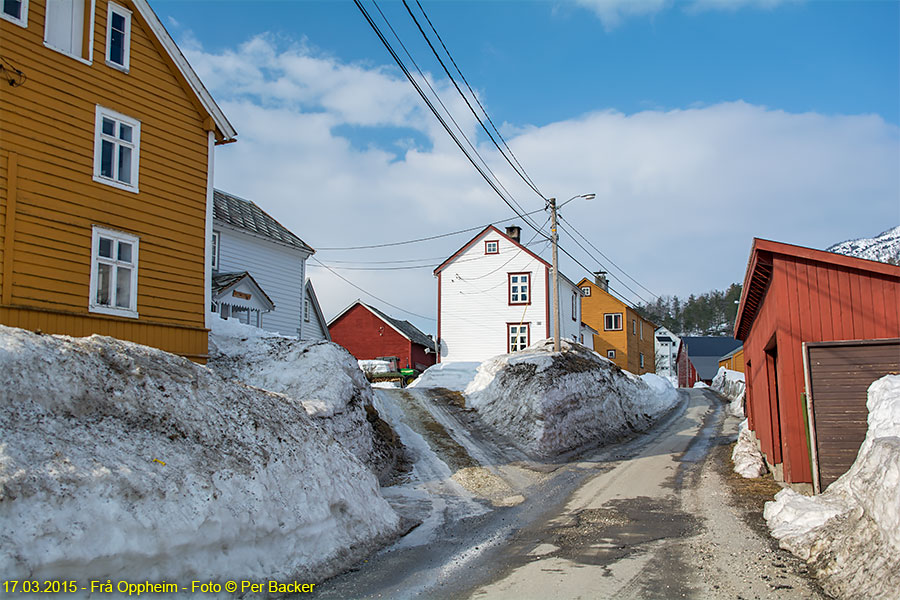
[353,0,549,241]
[316,208,542,250]
[558,214,660,301]
[311,257,436,321]
[403,0,545,200]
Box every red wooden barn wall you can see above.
[739,241,900,485]
[676,346,698,388]
[329,304,414,367]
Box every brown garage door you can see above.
[805,339,900,492]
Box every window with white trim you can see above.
[1,0,28,26]
[508,273,530,304]
[632,319,637,335]
[607,349,616,359]
[581,286,591,296]
[211,232,219,270]
[571,292,577,320]
[508,323,529,352]
[105,2,131,71]
[94,106,140,192]
[604,313,622,331]
[304,299,310,322]
[89,226,139,318]
[45,0,89,60]
[485,240,499,254]
[640,353,645,368]
[640,320,644,340]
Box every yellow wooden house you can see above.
[578,276,656,374]
[1,0,236,361]
[718,345,744,373]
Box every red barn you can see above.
[734,238,900,491]
[676,336,742,387]
[329,301,436,371]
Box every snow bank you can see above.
[408,361,481,391]
[463,340,681,458]
[764,375,900,599]
[208,316,393,478]
[693,381,709,388]
[732,419,767,478]
[711,367,746,418]
[359,359,393,376]
[0,325,400,587]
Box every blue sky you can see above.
[154,0,900,332]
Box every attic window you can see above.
[44,0,93,62]
[581,286,591,296]
[1,0,28,26]
[485,240,499,254]
[106,2,131,71]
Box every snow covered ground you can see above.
[764,374,900,600]
[407,361,481,391]
[711,366,746,418]
[208,316,399,480]
[0,325,401,588]
[419,340,680,458]
[732,419,768,478]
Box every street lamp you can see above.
[548,193,595,352]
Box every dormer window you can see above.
[485,240,499,254]
[106,2,131,71]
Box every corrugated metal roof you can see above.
[213,189,313,253]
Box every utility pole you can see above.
[550,197,560,352]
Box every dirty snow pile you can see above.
[0,325,400,587]
[463,339,680,457]
[208,316,397,480]
[359,359,393,375]
[711,367,746,418]
[732,419,768,478]
[693,381,709,389]
[764,375,900,600]
[408,361,481,391]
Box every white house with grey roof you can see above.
[211,189,327,338]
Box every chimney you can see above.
[594,271,608,292]
[505,225,521,243]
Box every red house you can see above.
[328,301,436,371]
[734,238,900,491]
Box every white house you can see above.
[211,189,319,338]
[654,325,681,380]
[434,225,583,363]
[302,279,331,342]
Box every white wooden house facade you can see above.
[302,279,331,341]
[212,189,316,337]
[435,225,583,363]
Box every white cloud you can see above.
[574,0,801,29]
[188,36,899,335]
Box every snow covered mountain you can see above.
[827,225,900,264]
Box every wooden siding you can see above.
[740,245,900,485]
[719,347,745,372]
[330,304,416,367]
[1,0,214,358]
[439,229,551,363]
[215,225,307,336]
[302,283,329,341]
[580,279,655,374]
[806,340,900,491]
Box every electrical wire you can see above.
[403,0,545,200]
[353,0,549,241]
[311,256,436,321]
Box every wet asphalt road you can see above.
[312,388,825,600]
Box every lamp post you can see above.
[549,193,595,352]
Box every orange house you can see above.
[578,276,656,374]
[718,346,745,373]
[0,0,236,361]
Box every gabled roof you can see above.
[434,225,550,275]
[213,189,314,253]
[578,277,657,328]
[719,345,744,361]
[212,271,275,311]
[304,279,331,342]
[680,336,742,359]
[734,238,900,339]
[329,300,435,350]
[134,0,236,143]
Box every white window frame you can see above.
[304,299,310,323]
[607,349,616,359]
[211,231,219,270]
[571,292,577,321]
[640,320,644,340]
[43,0,95,64]
[640,353,645,368]
[105,1,131,71]
[508,323,530,353]
[581,286,591,296]
[1,0,28,27]
[508,272,530,305]
[93,105,140,193]
[89,226,139,318]
[604,313,622,331]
